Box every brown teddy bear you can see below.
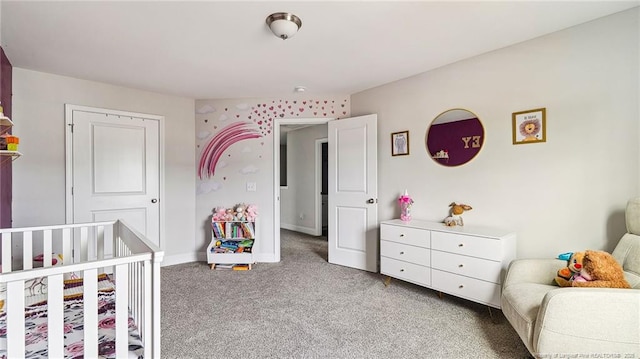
[571,250,631,289]
[555,251,585,287]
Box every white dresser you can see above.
[380,219,516,308]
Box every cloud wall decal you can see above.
[239,165,259,174]
[196,104,216,114]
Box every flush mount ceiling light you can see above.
[266,12,302,40]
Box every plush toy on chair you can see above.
[570,250,631,289]
[554,251,585,287]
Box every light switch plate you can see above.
[246,182,257,192]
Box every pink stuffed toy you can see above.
[571,273,590,283]
[245,204,258,221]
[212,207,226,221]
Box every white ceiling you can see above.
[2,1,638,100]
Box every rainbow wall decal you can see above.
[198,122,262,179]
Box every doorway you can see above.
[273,115,378,271]
[279,125,328,237]
[273,118,331,262]
[317,140,328,237]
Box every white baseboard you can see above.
[161,252,199,267]
[280,223,319,236]
[163,252,277,266]
[253,252,277,263]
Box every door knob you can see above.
[367,198,375,204]
[151,198,158,203]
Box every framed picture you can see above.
[391,130,410,156]
[512,108,546,144]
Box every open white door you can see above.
[328,114,378,272]
[66,105,161,248]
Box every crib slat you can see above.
[80,226,88,262]
[152,259,162,357]
[2,232,12,272]
[83,268,98,357]
[97,225,105,273]
[23,231,33,270]
[43,229,52,268]
[115,263,129,358]
[132,263,138,323]
[48,274,65,358]
[87,226,95,261]
[139,263,143,328]
[62,228,72,265]
[104,224,113,256]
[128,263,134,321]
[143,260,152,358]
[97,225,105,260]
[6,280,25,357]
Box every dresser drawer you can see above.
[380,224,430,248]
[380,257,430,287]
[431,269,501,308]
[431,250,503,284]
[380,240,430,267]
[431,231,501,261]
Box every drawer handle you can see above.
[458,243,464,247]
[400,234,405,237]
[459,285,464,289]
[400,251,404,255]
[400,269,405,272]
[458,264,464,268]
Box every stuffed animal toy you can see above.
[212,207,227,221]
[234,203,247,221]
[444,202,472,226]
[245,204,258,221]
[554,251,585,287]
[224,208,235,221]
[571,250,631,289]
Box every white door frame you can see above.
[273,118,332,262]
[315,138,328,237]
[64,104,166,249]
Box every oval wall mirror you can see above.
[425,108,484,167]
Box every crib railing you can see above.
[0,220,164,358]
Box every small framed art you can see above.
[512,108,546,144]
[391,131,409,156]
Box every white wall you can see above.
[280,124,328,234]
[195,97,349,262]
[11,68,196,264]
[352,8,639,258]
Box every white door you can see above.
[328,114,378,272]
[66,106,161,247]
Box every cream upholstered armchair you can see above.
[501,198,640,358]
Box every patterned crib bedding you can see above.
[0,275,144,359]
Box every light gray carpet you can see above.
[161,230,530,358]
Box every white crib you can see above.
[0,220,163,358]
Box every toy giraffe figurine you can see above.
[444,202,472,226]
